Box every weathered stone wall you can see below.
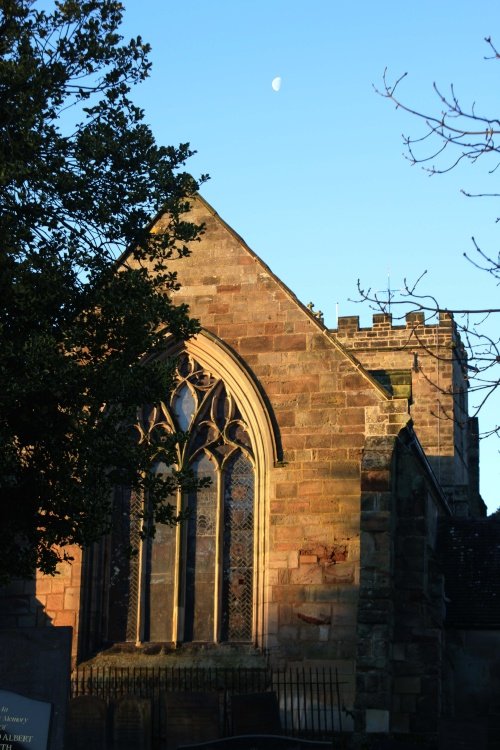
[334,311,483,516]
[0,577,50,629]
[391,434,447,738]
[35,547,82,630]
[155,197,406,674]
[355,434,397,736]
[354,427,449,741]
[2,197,491,745]
[10,197,413,681]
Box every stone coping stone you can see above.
[177,735,331,750]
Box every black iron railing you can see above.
[71,665,346,743]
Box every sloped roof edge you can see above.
[193,193,392,403]
[399,424,452,515]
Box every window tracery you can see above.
[124,353,256,644]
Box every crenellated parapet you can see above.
[335,310,454,329]
[333,311,464,360]
[333,311,468,392]
[334,310,481,517]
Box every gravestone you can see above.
[165,691,220,749]
[66,695,107,750]
[231,692,281,735]
[0,628,71,750]
[0,689,52,750]
[113,696,151,750]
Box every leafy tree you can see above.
[358,39,500,437]
[0,0,207,581]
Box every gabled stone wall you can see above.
[9,197,414,682]
[133,198,410,682]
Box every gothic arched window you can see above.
[144,353,256,644]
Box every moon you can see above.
[271,76,282,92]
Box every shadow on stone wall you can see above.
[0,576,53,629]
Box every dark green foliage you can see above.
[0,0,207,580]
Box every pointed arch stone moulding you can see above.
[152,329,278,649]
[159,329,280,470]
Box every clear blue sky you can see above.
[120,0,499,512]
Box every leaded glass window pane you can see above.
[184,453,217,641]
[172,383,195,431]
[145,462,176,642]
[221,451,254,642]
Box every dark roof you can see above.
[437,517,500,628]
[369,369,412,399]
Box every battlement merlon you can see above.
[333,310,457,333]
[332,311,466,366]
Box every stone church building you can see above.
[3,195,498,742]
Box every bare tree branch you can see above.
[362,38,500,441]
